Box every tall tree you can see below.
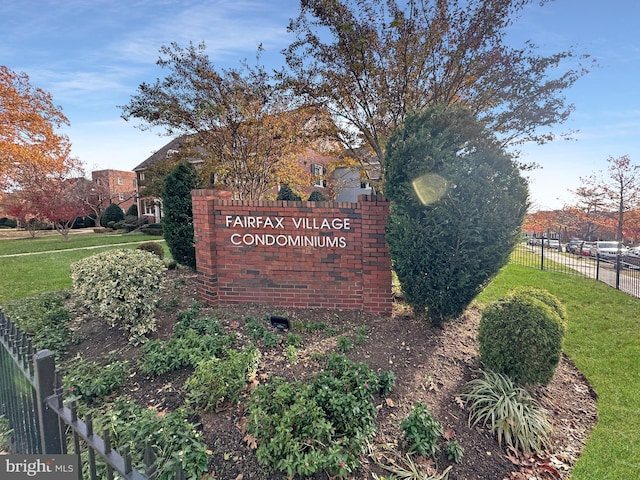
[603,155,640,242]
[574,155,640,241]
[121,42,323,200]
[283,0,590,178]
[0,66,73,191]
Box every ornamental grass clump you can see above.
[478,288,565,385]
[70,249,166,344]
[461,370,552,454]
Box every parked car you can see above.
[544,239,561,250]
[581,242,595,256]
[626,246,640,257]
[565,239,582,254]
[590,241,628,259]
[528,237,542,246]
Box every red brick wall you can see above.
[192,189,392,314]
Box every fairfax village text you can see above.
[224,215,351,248]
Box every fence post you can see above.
[616,254,621,290]
[34,349,63,454]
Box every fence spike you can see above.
[103,428,111,454]
[123,445,132,474]
[175,465,186,480]
[53,372,64,409]
[144,444,158,480]
[86,412,93,437]
[70,401,78,423]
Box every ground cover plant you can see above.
[1,264,603,479]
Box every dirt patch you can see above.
[64,269,597,480]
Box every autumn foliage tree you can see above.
[573,155,640,242]
[283,0,590,178]
[0,66,73,191]
[121,42,322,200]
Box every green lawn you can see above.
[0,233,165,303]
[477,264,640,479]
[0,232,163,255]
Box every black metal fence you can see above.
[511,241,640,299]
[0,311,184,480]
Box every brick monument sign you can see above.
[192,189,392,314]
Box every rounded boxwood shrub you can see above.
[70,249,166,344]
[507,286,568,332]
[478,289,565,385]
[100,203,125,227]
[137,241,164,259]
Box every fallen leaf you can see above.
[385,398,396,407]
[243,433,258,450]
[443,428,456,440]
[454,396,465,409]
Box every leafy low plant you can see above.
[378,370,396,397]
[62,357,129,403]
[0,415,12,453]
[2,292,74,357]
[446,440,464,463]
[355,325,368,345]
[70,249,166,344]
[244,316,279,348]
[460,370,552,454]
[246,354,394,478]
[337,335,351,352]
[139,321,236,376]
[88,397,209,480]
[478,289,565,385]
[137,241,164,259]
[400,402,444,458]
[185,345,260,411]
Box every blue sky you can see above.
[2,0,638,212]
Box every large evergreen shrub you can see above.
[308,190,328,202]
[384,105,528,326]
[125,203,138,217]
[478,289,565,385]
[162,163,201,269]
[100,203,125,227]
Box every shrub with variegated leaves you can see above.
[70,249,166,343]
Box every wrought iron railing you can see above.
[511,241,640,298]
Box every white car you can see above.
[626,246,640,257]
[590,241,628,259]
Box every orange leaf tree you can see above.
[0,66,73,191]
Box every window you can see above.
[138,172,145,182]
[144,201,155,215]
[118,193,124,201]
[166,149,179,157]
[311,163,326,188]
[117,177,123,185]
